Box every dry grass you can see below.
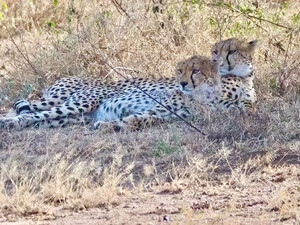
[0,0,299,224]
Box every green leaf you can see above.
[269,77,279,91]
[217,1,223,6]
[53,0,58,6]
[46,20,55,27]
[292,12,300,23]
[24,84,33,93]
[152,6,159,13]
[209,17,216,26]
[0,12,3,19]
[191,0,200,4]
[1,1,7,10]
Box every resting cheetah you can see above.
[178,38,258,111]
[0,38,257,131]
[0,56,216,131]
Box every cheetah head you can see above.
[176,55,217,95]
[211,38,258,76]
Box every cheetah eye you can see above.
[177,69,182,73]
[228,50,237,55]
[192,69,200,74]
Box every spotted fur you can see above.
[178,38,258,111]
[0,38,258,131]
[0,56,215,131]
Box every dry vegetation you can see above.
[0,0,299,224]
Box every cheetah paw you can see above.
[0,117,17,129]
[93,121,121,132]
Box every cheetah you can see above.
[0,56,216,131]
[0,38,258,131]
[178,38,258,111]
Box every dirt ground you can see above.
[1,165,299,225]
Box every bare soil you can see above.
[1,166,299,225]
[0,122,299,225]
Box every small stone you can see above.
[163,215,170,222]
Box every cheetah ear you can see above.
[248,40,258,51]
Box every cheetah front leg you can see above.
[36,114,93,128]
[94,94,191,131]
[93,111,164,131]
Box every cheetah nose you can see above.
[180,82,188,89]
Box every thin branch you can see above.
[104,66,142,79]
[10,36,40,76]
[111,0,130,18]
[222,3,292,30]
[215,18,222,41]
[238,12,285,51]
[284,32,293,65]
[285,56,300,79]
